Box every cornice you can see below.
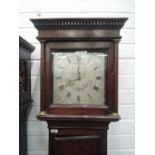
[30,18,128,30]
[19,36,35,52]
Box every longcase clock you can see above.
[31,18,127,155]
[19,36,35,155]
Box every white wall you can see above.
[19,0,135,155]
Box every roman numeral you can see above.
[76,95,80,103]
[88,57,91,63]
[56,76,62,80]
[94,66,99,70]
[96,76,102,80]
[93,86,99,91]
[58,66,64,69]
[77,55,81,61]
[88,93,92,98]
[65,81,73,86]
[66,56,71,64]
[59,85,64,91]
[66,92,71,98]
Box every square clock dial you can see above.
[52,51,107,105]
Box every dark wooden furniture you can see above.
[19,36,35,155]
[31,18,127,155]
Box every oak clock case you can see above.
[31,18,127,155]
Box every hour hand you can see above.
[77,55,81,80]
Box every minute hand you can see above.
[77,56,81,80]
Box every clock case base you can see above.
[38,113,120,155]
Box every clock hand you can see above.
[77,55,81,80]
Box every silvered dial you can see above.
[52,51,107,105]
